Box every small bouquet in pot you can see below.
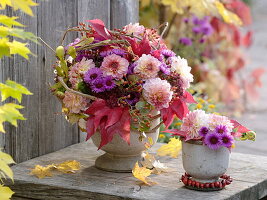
[51,19,196,149]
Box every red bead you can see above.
[191,181,196,187]
[205,183,210,188]
[222,180,226,187]
[219,182,223,188]
[200,183,204,188]
[195,182,200,188]
[226,180,231,185]
[214,182,220,188]
[188,180,192,186]
[210,183,215,188]
[182,178,188,185]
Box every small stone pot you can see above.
[91,112,160,172]
[182,140,230,183]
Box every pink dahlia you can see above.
[123,23,145,36]
[69,58,95,88]
[181,110,210,140]
[63,91,88,113]
[143,78,173,110]
[209,114,234,132]
[134,54,161,79]
[100,54,129,79]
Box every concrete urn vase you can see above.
[182,140,230,183]
[91,112,160,172]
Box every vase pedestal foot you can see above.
[95,153,141,173]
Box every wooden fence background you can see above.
[0,0,139,163]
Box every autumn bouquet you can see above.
[165,110,255,190]
[51,19,195,152]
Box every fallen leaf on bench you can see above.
[157,138,182,158]
[132,162,157,186]
[0,185,14,200]
[30,160,80,179]
[141,152,168,174]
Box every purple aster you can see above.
[126,92,140,106]
[192,16,209,26]
[220,133,234,148]
[192,26,201,34]
[179,37,192,46]
[90,78,106,93]
[204,132,222,150]
[201,24,213,36]
[100,49,126,57]
[76,50,93,62]
[159,63,170,75]
[215,125,228,134]
[103,76,116,91]
[161,49,176,57]
[84,68,103,84]
[127,62,137,75]
[199,126,210,137]
[199,38,206,43]
[183,18,189,23]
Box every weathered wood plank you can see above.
[8,142,267,200]
[110,0,139,29]
[36,0,80,156]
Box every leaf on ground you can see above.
[132,162,157,186]
[0,185,14,200]
[157,138,182,158]
[55,160,81,173]
[10,0,38,16]
[0,79,32,102]
[30,165,53,179]
[152,160,168,174]
[141,152,168,174]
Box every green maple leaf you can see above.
[0,80,32,103]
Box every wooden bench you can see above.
[8,142,267,199]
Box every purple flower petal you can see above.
[90,78,106,93]
[199,126,209,137]
[84,68,103,84]
[204,132,222,150]
[220,133,234,148]
[103,76,116,91]
[179,37,192,46]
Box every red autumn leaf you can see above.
[87,19,111,40]
[242,31,253,47]
[230,120,250,133]
[160,107,175,129]
[85,99,106,115]
[86,116,96,140]
[182,91,197,103]
[162,129,187,137]
[105,107,124,129]
[128,36,151,57]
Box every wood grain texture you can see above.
[8,142,267,199]
[110,0,139,29]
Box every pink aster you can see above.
[143,78,173,110]
[100,54,129,79]
[63,91,88,113]
[134,54,161,79]
[69,58,95,89]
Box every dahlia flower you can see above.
[181,110,210,140]
[170,56,193,89]
[204,132,222,150]
[134,54,161,79]
[63,91,87,113]
[123,23,145,36]
[100,54,129,79]
[69,58,95,88]
[209,114,234,132]
[143,78,173,110]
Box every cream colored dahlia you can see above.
[63,91,88,113]
[170,56,193,89]
[143,78,173,110]
[100,54,129,79]
[181,110,210,140]
[209,114,234,132]
[123,23,145,36]
[134,54,161,79]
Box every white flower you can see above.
[123,23,145,36]
[170,56,193,89]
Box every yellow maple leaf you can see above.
[8,40,31,59]
[132,162,156,185]
[0,150,15,181]
[0,185,14,200]
[30,165,53,179]
[55,160,80,173]
[10,0,38,16]
[215,1,242,26]
[157,138,182,158]
[0,0,11,10]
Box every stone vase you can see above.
[91,112,160,172]
[182,140,230,183]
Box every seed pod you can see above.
[56,46,65,60]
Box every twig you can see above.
[38,37,56,53]
[146,121,163,133]
[58,77,99,101]
[164,13,178,39]
[157,22,168,49]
